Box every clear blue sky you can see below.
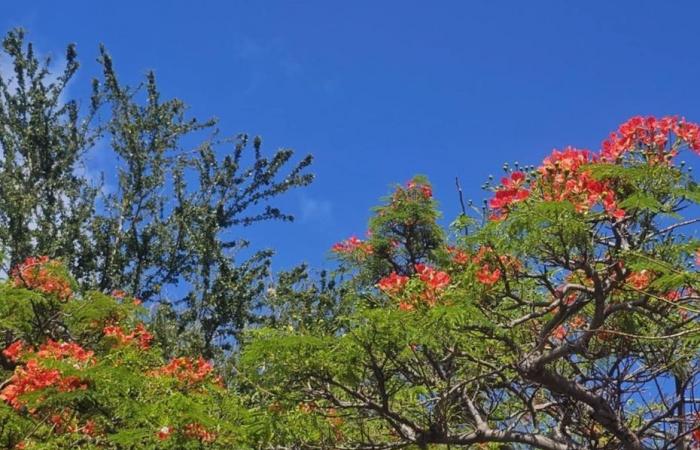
[3,1,700,271]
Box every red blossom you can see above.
[475,265,501,286]
[471,246,517,286]
[37,340,93,363]
[537,147,625,220]
[112,289,143,306]
[446,246,469,265]
[626,270,652,290]
[406,179,433,199]
[153,356,214,385]
[488,171,530,220]
[414,264,451,290]
[184,422,217,443]
[103,323,153,350]
[569,316,587,329]
[1,360,62,409]
[601,115,700,161]
[3,341,24,362]
[487,116,700,222]
[331,236,373,256]
[387,264,451,310]
[551,325,567,341]
[377,272,409,295]
[665,290,681,302]
[82,420,96,436]
[0,339,94,410]
[11,256,72,301]
[157,426,172,441]
[692,414,700,448]
[398,301,414,311]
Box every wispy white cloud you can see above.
[1,46,112,197]
[280,57,302,77]
[0,55,16,90]
[299,194,333,224]
[233,37,264,60]
[232,36,308,95]
[0,45,71,104]
[77,146,116,196]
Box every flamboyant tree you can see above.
[242,116,700,449]
[0,257,251,449]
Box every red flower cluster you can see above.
[539,147,625,220]
[11,256,72,301]
[411,263,451,308]
[690,414,700,448]
[406,180,433,199]
[157,426,172,440]
[489,148,624,221]
[601,115,700,162]
[184,422,217,443]
[475,266,501,285]
[155,423,217,443]
[0,360,61,409]
[0,340,92,410]
[153,356,213,385]
[103,323,153,350]
[36,340,94,362]
[662,287,696,319]
[331,236,373,256]
[111,290,142,306]
[414,264,451,291]
[626,270,652,290]
[48,413,96,436]
[472,247,512,286]
[2,341,24,362]
[489,171,529,219]
[377,272,409,295]
[489,116,700,221]
[551,316,587,342]
[446,246,469,265]
[378,264,451,310]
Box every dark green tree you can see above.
[0,29,99,272]
[0,28,313,359]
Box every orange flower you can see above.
[82,420,96,436]
[551,325,567,341]
[627,270,652,290]
[331,236,373,256]
[157,426,172,440]
[414,264,450,290]
[489,171,530,219]
[152,356,213,385]
[11,256,72,301]
[37,340,93,363]
[476,265,501,286]
[446,246,469,265]
[184,422,216,443]
[377,272,409,295]
[2,341,24,362]
[103,323,153,350]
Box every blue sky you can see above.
[3,1,700,271]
